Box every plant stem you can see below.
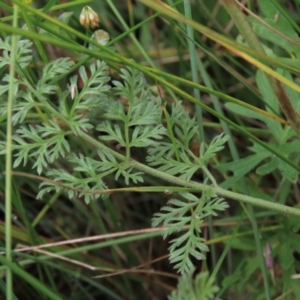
[79,132,300,217]
[5,5,19,300]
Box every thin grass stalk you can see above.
[5,5,19,300]
[183,0,215,269]
[222,0,300,140]
[220,2,285,299]
[0,255,61,300]
[106,0,156,68]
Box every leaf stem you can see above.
[79,131,300,217]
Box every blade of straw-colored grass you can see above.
[147,67,288,125]
[223,0,300,144]
[7,0,300,95]
[137,0,300,93]
[236,1,300,48]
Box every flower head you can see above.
[93,30,110,45]
[79,6,100,29]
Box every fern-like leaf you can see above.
[153,191,228,273]
[38,152,116,203]
[96,67,165,150]
[200,133,230,162]
[168,269,219,300]
[0,37,33,69]
[0,121,70,174]
[35,58,74,100]
[75,60,111,112]
[38,168,108,204]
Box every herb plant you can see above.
[1,1,300,299]
[0,35,229,275]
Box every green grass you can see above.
[1,0,300,299]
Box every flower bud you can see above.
[263,243,273,270]
[89,30,110,50]
[79,6,100,29]
[93,30,110,45]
